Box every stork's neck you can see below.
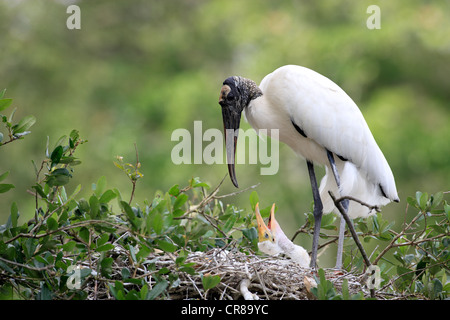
[276,228,295,254]
[275,226,311,268]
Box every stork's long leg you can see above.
[326,150,349,269]
[307,160,323,269]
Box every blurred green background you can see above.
[1,0,449,266]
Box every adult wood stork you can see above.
[218,65,399,269]
[255,203,310,268]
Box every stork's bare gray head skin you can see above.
[171,121,279,178]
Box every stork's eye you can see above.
[264,233,269,239]
[227,92,235,101]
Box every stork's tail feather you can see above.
[319,161,396,219]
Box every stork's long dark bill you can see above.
[221,106,242,188]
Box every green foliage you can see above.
[310,269,365,300]
[0,89,35,147]
[0,90,35,197]
[342,191,450,300]
[202,274,221,291]
[0,128,448,300]
[0,130,262,300]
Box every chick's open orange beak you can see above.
[255,203,276,243]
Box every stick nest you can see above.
[83,247,368,300]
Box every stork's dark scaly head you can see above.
[219,76,262,188]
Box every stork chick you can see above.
[255,203,310,268]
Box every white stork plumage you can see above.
[255,203,310,268]
[218,65,399,269]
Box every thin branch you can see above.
[129,143,140,205]
[328,191,372,268]
[329,191,377,298]
[4,219,130,245]
[373,206,425,266]
[0,256,54,271]
[214,182,261,199]
[334,195,381,213]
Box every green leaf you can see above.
[148,279,168,300]
[120,201,135,221]
[58,156,81,166]
[341,278,350,300]
[46,168,72,187]
[415,191,422,207]
[406,196,417,207]
[63,241,76,252]
[100,257,114,277]
[37,283,52,300]
[89,195,99,219]
[156,239,177,253]
[242,227,257,242]
[152,212,163,234]
[10,202,19,228]
[23,238,38,259]
[140,284,149,300]
[47,217,58,231]
[50,146,64,165]
[416,191,428,210]
[94,176,107,197]
[430,278,443,299]
[96,243,115,252]
[202,275,221,291]
[53,135,67,150]
[222,214,236,234]
[8,107,16,123]
[168,184,180,197]
[191,177,210,189]
[128,245,137,263]
[69,129,80,148]
[0,171,9,182]
[0,89,6,99]
[121,268,131,280]
[321,213,337,230]
[96,233,109,247]
[68,184,82,201]
[249,191,259,210]
[0,184,15,193]
[110,281,125,300]
[179,264,196,275]
[31,184,47,199]
[0,98,13,112]
[136,245,151,261]
[430,191,443,209]
[396,266,414,287]
[173,193,188,210]
[79,227,90,244]
[313,269,336,300]
[12,115,36,134]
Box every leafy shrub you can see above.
[0,92,448,300]
[0,126,261,299]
